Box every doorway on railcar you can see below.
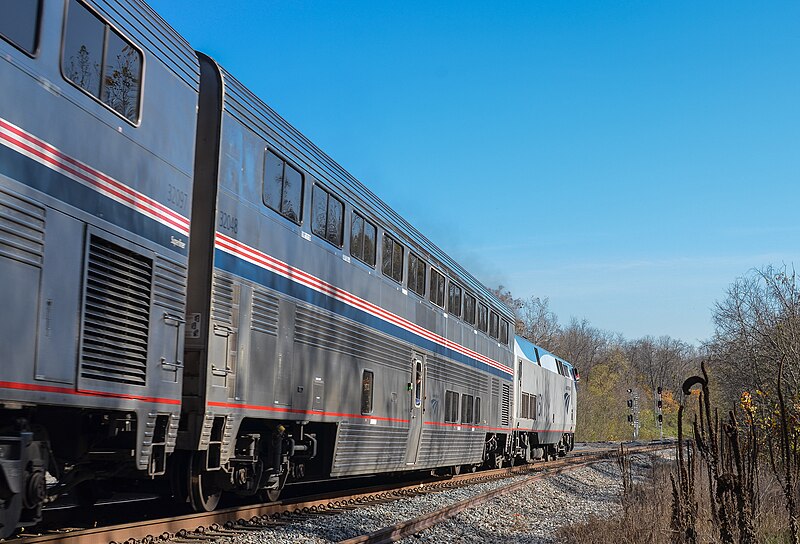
[405,354,426,465]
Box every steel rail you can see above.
[337,443,671,544]
[7,443,671,544]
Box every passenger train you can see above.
[0,0,577,536]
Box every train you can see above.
[0,0,577,537]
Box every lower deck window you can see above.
[461,394,474,424]
[444,390,459,423]
[361,370,374,414]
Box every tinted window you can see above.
[444,390,460,423]
[461,394,474,424]
[500,320,510,345]
[429,268,445,307]
[381,234,403,283]
[477,303,488,333]
[361,370,374,414]
[311,185,344,247]
[263,150,283,211]
[447,282,462,318]
[350,212,377,267]
[103,29,141,121]
[489,311,500,339]
[474,397,481,424]
[63,0,104,97]
[262,150,304,224]
[463,293,476,325]
[62,0,142,122]
[282,164,303,222]
[1,0,41,54]
[408,253,426,296]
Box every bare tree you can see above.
[627,335,694,397]
[708,265,800,401]
[519,296,561,351]
[557,317,609,374]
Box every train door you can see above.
[405,354,426,465]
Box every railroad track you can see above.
[5,442,672,544]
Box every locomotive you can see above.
[0,0,576,537]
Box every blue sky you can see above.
[149,0,800,344]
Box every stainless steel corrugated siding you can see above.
[331,424,408,474]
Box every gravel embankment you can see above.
[219,453,666,544]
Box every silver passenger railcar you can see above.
[177,56,518,509]
[0,0,198,535]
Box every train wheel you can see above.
[260,464,288,503]
[187,452,221,512]
[0,493,22,539]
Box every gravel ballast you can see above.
[216,453,666,544]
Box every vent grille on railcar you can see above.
[80,235,153,386]
[501,383,511,426]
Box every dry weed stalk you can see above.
[675,362,758,544]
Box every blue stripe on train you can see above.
[214,249,513,380]
[0,144,189,256]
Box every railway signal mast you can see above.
[626,388,639,441]
[656,386,663,440]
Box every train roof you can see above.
[212,62,514,320]
[514,335,573,370]
[93,0,199,89]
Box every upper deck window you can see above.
[477,302,488,333]
[350,212,376,267]
[447,282,462,318]
[500,319,510,345]
[381,234,404,283]
[263,149,303,224]
[429,268,445,308]
[463,293,476,325]
[1,0,41,55]
[489,311,500,339]
[311,185,344,247]
[62,0,142,123]
[407,253,426,297]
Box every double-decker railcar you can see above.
[0,0,198,535]
[511,336,577,462]
[176,55,518,509]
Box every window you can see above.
[381,234,403,283]
[407,253,426,296]
[474,397,481,424]
[461,394,474,424]
[429,268,445,307]
[447,282,462,318]
[463,293,476,325]
[361,370,374,414]
[534,347,542,366]
[1,0,41,55]
[477,303,488,333]
[444,390,460,423]
[263,149,303,224]
[350,212,376,267]
[310,185,344,247]
[530,394,537,420]
[414,360,423,407]
[500,319,510,345]
[62,0,142,123]
[489,311,500,339]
